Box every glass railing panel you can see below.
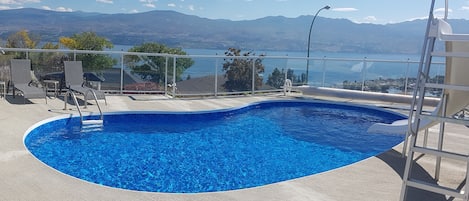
[97,52,124,92]
[284,57,307,86]
[362,59,414,94]
[261,57,289,90]
[26,51,65,91]
[177,56,220,95]
[122,54,167,94]
[0,54,14,84]
[314,58,365,89]
[426,61,446,97]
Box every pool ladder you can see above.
[64,89,104,132]
[400,1,469,200]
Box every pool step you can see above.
[81,120,104,132]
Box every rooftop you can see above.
[1,92,468,201]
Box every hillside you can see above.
[1,8,469,53]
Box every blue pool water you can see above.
[25,100,405,193]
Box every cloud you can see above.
[96,0,113,4]
[434,7,452,13]
[129,9,138,13]
[0,0,40,5]
[188,4,194,11]
[140,0,156,8]
[433,7,452,18]
[167,3,176,7]
[55,6,73,12]
[405,16,427,22]
[0,5,11,10]
[40,5,73,12]
[332,7,358,12]
[462,6,469,11]
[363,16,377,22]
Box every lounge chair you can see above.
[64,61,106,104]
[10,59,46,103]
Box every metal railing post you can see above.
[321,56,327,87]
[251,58,256,95]
[120,52,124,95]
[405,58,410,95]
[361,57,367,91]
[214,57,219,97]
[164,56,168,96]
[172,57,177,96]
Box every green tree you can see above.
[125,42,194,84]
[5,30,64,75]
[343,80,361,90]
[33,42,65,74]
[266,68,298,89]
[5,30,40,58]
[267,68,284,88]
[6,30,39,49]
[223,48,265,91]
[59,32,116,72]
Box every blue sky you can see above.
[1,0,469,24]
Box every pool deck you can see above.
[1,93,468,201]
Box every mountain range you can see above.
[1,8,469,54]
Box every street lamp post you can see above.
[306,5,330,84]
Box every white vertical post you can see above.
[284,67,288,95]
[173,57,176,96]
[361,57,367,91]
[164,56,168,96]
[120,53,124,95]
[214,56,219,97]
[404,58,410,95]
[251,58,255,95]
[444,0,449,20]
[321,56,327,87]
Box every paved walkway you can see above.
[0,94,468,201]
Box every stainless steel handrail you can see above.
[63,89,103,124]
[63,90,84,123]
[84,89,103,121]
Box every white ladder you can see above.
[400,0,469,200]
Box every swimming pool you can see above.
[25,100,405,193]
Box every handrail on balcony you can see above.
[0,47,446,98]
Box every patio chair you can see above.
[10,59,46,103]
[64,61,106,104]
